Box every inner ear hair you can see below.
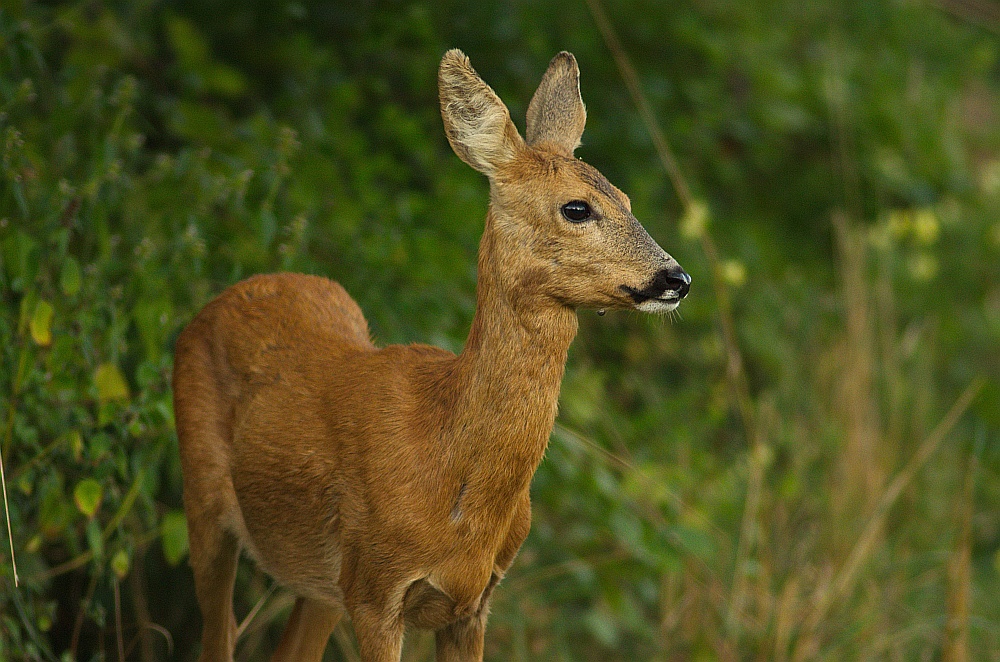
[439,49,524,177]
[525,51,587,154]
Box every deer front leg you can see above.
[435,493,530,661]
[342,552,407,662]
[434,611,487,662]
[434,569,503,662]
[270,597,343,662]
[350,601,405,662]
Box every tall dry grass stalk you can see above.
[944,451,977,662]
[831,212,887,525]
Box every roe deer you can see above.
[173,49,690,662]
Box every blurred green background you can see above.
[2,0,999,659]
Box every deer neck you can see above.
[448,209,578,496]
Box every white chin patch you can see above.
[636,298,680,313]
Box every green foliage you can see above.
[1,0,998,660]
[160,511,188,568]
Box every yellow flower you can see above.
[908,253,938,282]
[912,208,940,245]
[722,259,746,288]
[680,200,709,240]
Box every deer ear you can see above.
[439,49,524,177]
[525,52,586,154]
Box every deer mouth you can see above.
[635,296,681,313]
[619,267,691,312]
[618,286,682,312]
[618,287,683,313]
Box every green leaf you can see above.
[133,299,172,362]
[30,299,53,346]
[86,519,104,560]
[669,524,717,562]
[258,206,277,245]
[165,14,210,69]
[39,474,72,537]
[60,256,82,296]
[73,478,103,517]
[67,430,84,461]
[161,511,189,566]
[205,63,247,98]
[1,229,38,291]
[95,363,130,402]
[583,608,619,648]
[111,549,130,579]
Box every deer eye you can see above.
[561,200,592,223]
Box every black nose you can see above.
[662,267,691,299]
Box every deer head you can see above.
[438,49,690,315]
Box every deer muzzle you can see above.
[620,265,691,313]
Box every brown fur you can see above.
[173,49,687,662]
